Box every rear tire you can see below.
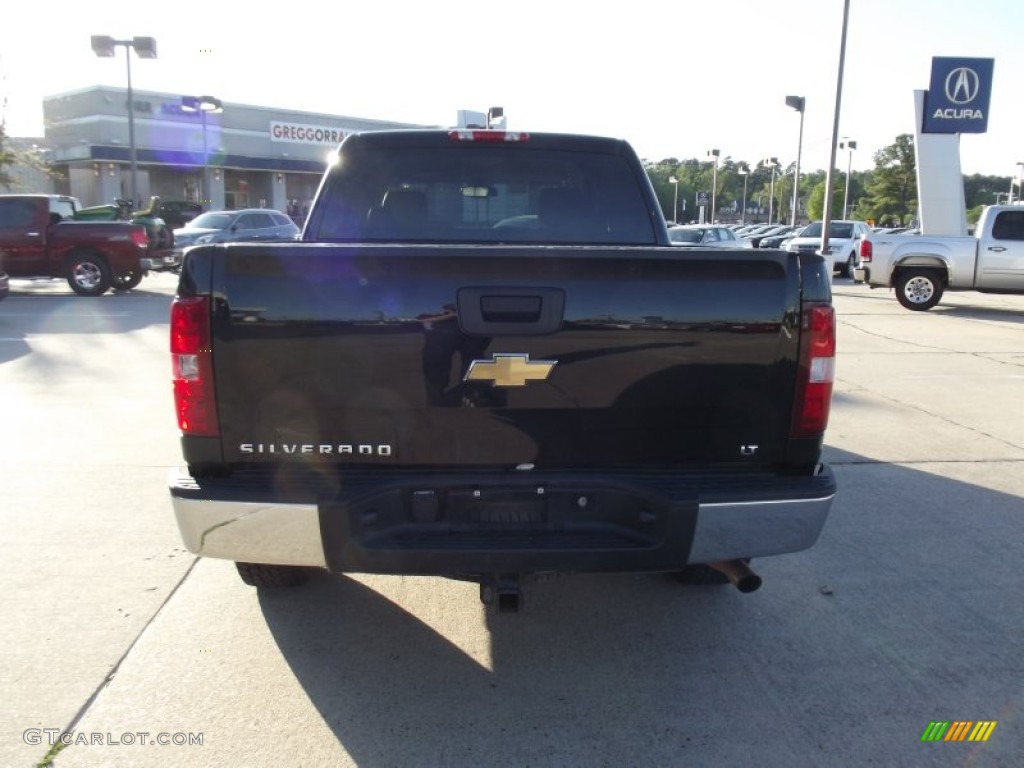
[235,562,310,588]
[895,269,944,311]
[65,251,113,296]
[844,253,857,279]
[112,269,144,292]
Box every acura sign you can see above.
[922,57,994,134]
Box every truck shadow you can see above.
[929,302,1024,325]
[0,279,174,365]
[834,284,1024,323]
[257,447,1022,766]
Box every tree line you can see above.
[0,125,1011,227]
[647,133,1011,228]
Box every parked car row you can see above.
[700,222,805,249]
[0,194,301,296]
[759,227,804,249]
[732,223,798,247]
[675,218,875,279]
[670,222,847,250]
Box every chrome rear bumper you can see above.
[141,251,182,271]
[170,466,835,572]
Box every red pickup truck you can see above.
[0,194,149,295]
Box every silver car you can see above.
[668,225,753,248]
[172,209,301,255]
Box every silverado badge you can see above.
[464,353,557,387]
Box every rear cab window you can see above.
[311,139,658,245]
[49,198,78,221]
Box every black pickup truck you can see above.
[169,129,836,610]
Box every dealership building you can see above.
[29,85,426,212]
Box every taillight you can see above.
[131,228,148,248]
[170,296,219,436]
[791,304,835,437]
[858,238,873,263]
[448,130,530,142]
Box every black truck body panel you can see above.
[180,244,816,472]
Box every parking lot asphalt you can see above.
[1,274,1021,767]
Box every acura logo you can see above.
[944,68,980,105]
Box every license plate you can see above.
[448,489,547,525]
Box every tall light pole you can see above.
[668,176,680,223]
[707,149,720,223]
[840,138,857,218]
[1016,162,1024,204]
[91,35,157,208]
[821,0,852,260]
[764,157,779,225]
[181,95,223,207]
[785,96,805,226]
[738,166,749,224]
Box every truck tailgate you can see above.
[193,243,801,470]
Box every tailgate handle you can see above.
[458,287,565,336]
[481,295,541,322]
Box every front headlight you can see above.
[195,234,218,244]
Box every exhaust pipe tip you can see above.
[734,573,763,593]
[708,559,762,593]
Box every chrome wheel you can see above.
[903,276,934,304]
[895,269,943,311]
[65,253,113,296]
[72,261,104,291]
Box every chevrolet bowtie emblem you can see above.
[464,354,557,387]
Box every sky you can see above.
[1,0,1021,177]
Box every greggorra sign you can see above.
[270,121,350,146]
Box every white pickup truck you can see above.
[855,204,1024,310]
